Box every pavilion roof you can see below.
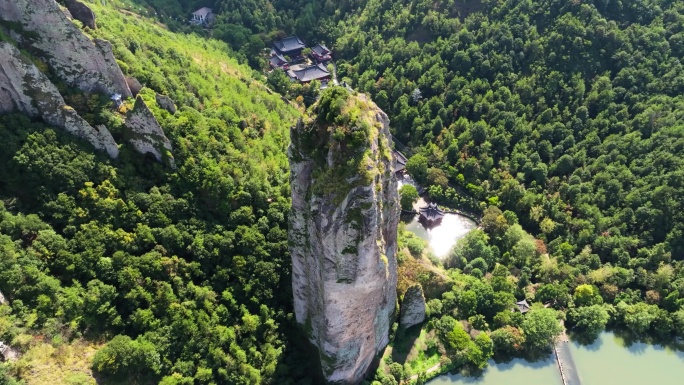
[516,299,531,313]
[419,202,445,222]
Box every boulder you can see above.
[155,93,177,114]
[0,42,119,158]
[400,284,427,329]
[0,291,5,305]
[126,77,143,96]
[0,0,131,97]
[64,0,96,29]
[124,95,174,165]
[289,91,399,384]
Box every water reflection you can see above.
[403,213,477,259]
[427,356,562,385]
[429,332,684,385]
[398,176,477,259]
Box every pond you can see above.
[403,207,477,259]
[397,175,478,259]
[427,332,684,385]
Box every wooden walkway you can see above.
[554,322,582,385]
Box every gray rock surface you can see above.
[124,96,174,165]
[126,77,143,96]
[0,291,5,305]
[156,93,177,114]
[289,92,399,384]
[400,284,427,329]
[0,341,18,362]
[0,42,119,158]
[64,0,96,29]
[0,0,131,97]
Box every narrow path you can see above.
[406,362,441,382]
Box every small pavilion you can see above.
[515,299,531,314]
[419,203,445,227]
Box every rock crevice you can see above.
[124,95,174,165]
[0,42,119,158]
[289,90,399,384]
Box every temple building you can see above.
[273,36,306,57]
[311,43,332,62]
[269,53,289,69]
[287,63,331,84]
[419,202,445,227]
[190,7,214,26]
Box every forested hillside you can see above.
[195,0,684,379]
[2,0,684,384]
[0,2,307,384]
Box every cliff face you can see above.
[0,0,131,98]
[289,89,399,384]
[0,42,119,158]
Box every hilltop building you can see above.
[273,36,306,57]
[287,63,331,84]
[269,53,289,70]
[190,7,214,26]
[311,43,332,62]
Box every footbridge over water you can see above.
[554,322,582,385]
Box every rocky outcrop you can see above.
[0,42,119,158]
[0,291,5,305]
[400,284,426,329]
[156,93,177,114]
[126,77,143,96]
[0,341,18,362]
[0,0,131,98]
[64,0,96,29]
[124,96,174,165]
[289,89,399,384]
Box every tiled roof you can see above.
[192,7,213,17]
[419,203,445,222]
[274,36,306,53]
[290,63,330,82]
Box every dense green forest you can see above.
[0,2,308,384]
[2,0,684,384]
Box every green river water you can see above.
[428,332,684,385]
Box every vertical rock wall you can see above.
[289,90,399,384]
